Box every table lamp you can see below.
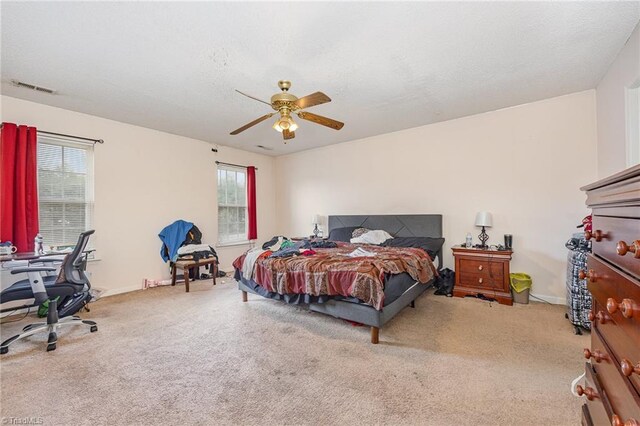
[312,214,320,238]
[475,212,493,248]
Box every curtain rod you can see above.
[0,123,104,144]
[215,161,257,171]
[37,130,104,144]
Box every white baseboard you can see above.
[529,293,566,305]
[101,284,143,298]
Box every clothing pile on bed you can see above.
[233,229,443,310]
[240,236,337,280]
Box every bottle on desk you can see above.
[34,234,44,255]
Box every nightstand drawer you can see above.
[458,258,505,278]
[459,272,505,290]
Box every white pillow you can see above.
[350,230,393,245]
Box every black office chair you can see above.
[0,230,98,354]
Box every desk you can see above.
[0,252,67,263]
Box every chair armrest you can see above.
[10,267,56,275]
[29,258,63,264]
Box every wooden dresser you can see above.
[452,246,513,306]
[580,164,640,426]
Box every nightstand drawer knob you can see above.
[478,265,483,271]
[478,278,483,284]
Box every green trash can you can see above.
[510,273,532,304]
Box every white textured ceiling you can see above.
[1,2,639,156]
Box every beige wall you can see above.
[1,95,277,295]
[596,21,640,177]
[275,90,598,303]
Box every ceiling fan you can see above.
[230,80,344,142]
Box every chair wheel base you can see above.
[46,343,56,352]
[0,347,8,355]
[90,325,98,333]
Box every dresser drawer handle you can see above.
[583,348,609,363]
[588,310,611,324]
[478,278,483,284]
[616,240,640,259]
[576,385,598,401]
[478,265,483,271]
[620,359,640,377]
[585,230,606,242]
[612,414,640,426]
[607,298,639,319]
[578,269,597,282]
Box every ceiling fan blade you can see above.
[283,129,295,140]
[230,113,275,135]
[297,111,344,131]
[294,92,331,109]
[235,89,272,106]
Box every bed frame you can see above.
[238,214,443,344]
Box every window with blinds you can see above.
[217,165,248,244]
[37,136,94,248]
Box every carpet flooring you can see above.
[0,277,588,425]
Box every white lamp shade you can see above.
[475,212,493,227]
[312,214,320,225]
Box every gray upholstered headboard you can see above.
[327,214,443,268]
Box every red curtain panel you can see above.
[246,166,257,240]
[0,123,39,252]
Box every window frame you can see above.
[36,134,95,251]
[216,164,249,247]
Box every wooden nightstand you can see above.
[452,246,513,305]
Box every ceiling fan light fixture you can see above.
[273,115,297,132]
[230,80,343,142]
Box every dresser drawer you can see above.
[590,328,640,420]
[581,404,592,426]
[581,363,614,426]
[587,255,640,345]
[590,216,640,279]
[593,299,640,397]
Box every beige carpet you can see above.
[1,277,588,425]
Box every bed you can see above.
[235,214,443,344]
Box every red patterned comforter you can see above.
[232,243,437,310]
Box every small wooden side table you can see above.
[171,258,217,293]
[452,246,513,305]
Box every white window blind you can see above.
[37,136,94,248]
[217,165,247,244]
